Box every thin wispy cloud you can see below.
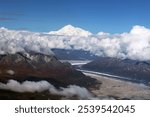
[0,17,15,21]
[0,12,23,22]
[0,12,24,16]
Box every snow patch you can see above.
[6,70,15,75]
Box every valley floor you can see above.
[84,73,150,100]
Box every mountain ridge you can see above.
[0,52,99,88]
[82,57,150,85]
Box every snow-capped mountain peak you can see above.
[48,25,92,37]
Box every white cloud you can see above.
[0,80,51,93]
[0,28,54,55]
[49,85,94,99]
[0,80,94,99]
[1,25,150,61]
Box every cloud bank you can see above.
[1,25,150,61]
[0,80,94,99]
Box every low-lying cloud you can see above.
[49,85,94,99]
[1,25,150,61]
[0,80,94,99]
[0,80,51,93]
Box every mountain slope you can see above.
[82,57,150,85]
[0,52,98,88]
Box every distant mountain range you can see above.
[52,48,99,60]
[82,57,150,85]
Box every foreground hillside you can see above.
[0,52,99,99]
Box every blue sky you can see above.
[0,0,150,33]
